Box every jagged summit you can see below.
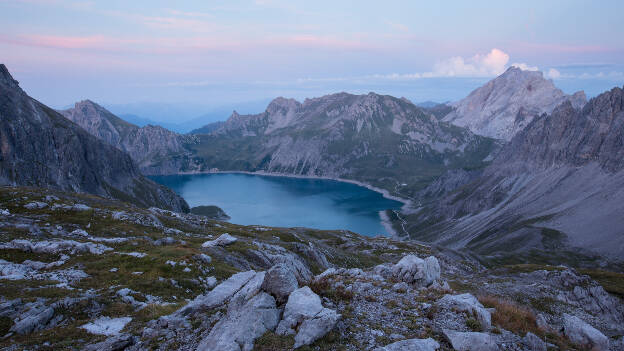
[496,85,624,172]
[0,64,19,88]
[443,66,586,140]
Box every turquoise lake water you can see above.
[150,173,403,237]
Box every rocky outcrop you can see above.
[261,263,299,303]
[443,67,586,140]
[201,233,237,248]
[391,254,440,287]
[437,293,491,329]
[276,286,340,348]
[60,100,200,175]
[0,64,189,212]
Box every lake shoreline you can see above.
[168,170,409,238]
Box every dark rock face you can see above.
[60,100,200,175]
[406,87,624,258]
[0,64,189,212]
[493,87,624,173]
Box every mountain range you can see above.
[405,86,624,259]
[190,93,498,197]
[0,64,189,212]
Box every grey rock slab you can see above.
[442,329,498,351]
[276,286,340,348]
[202,233,237,248]
[523,332,547,351]
[24,202,47,209]
[261,263,299,303]
[196,292,280,351]
[0,239,112,255]
[10,303,55,334]
[276,286,325,335]
[178,270,256,316]
[293,308,340,348]
[374,337,440,351]
[228,271,266,311]
[437,293,491,329]
[562,313,609,351]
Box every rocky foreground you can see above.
[0,186,622,350]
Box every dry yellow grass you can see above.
[479,295,538,336]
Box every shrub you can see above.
[465,318,482,332]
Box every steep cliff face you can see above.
[0,64,189,212]
[192,92,499,197]
[443,67,586,140]
[60,100,200,175]
[406,87,624,258]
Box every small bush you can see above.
[365,295,378,302]
[465,318,482,332]
[309,278,354,302]
[254,331,294,350]
[384,300,398,309]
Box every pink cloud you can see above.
[8,34,127,49]
[282,35,375,50]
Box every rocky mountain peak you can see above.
[443,67,587,140]
[61,100,199,174]
[0,64,20,90]
[266,97,301,113]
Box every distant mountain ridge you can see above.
[443,67,586,140]
[0,64,189,212]
[405,86,624,258]
[61,100,201,175]
[189,92,498,197]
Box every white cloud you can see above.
[547,68,561,79]
[428,48,510,77]
[512,63,539,71]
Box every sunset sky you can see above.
[2,0,624,120]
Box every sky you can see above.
[2,0,624,122]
